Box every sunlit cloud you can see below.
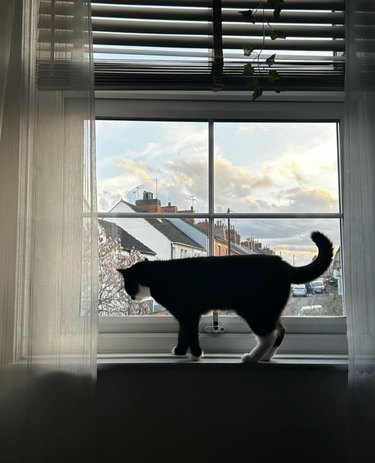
[278,187,338,212]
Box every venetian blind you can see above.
[38,0,345,92]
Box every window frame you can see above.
[96,91,347,357]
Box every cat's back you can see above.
[149,253,283,282]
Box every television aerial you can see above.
[127,184,144,201]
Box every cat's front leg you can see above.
[172,325,188,357]
[179,317,203,361]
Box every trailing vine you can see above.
[240,0,285,100]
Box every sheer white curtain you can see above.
[0,1,97,461]
[344,0,375,460]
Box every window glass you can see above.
[97,120,342,318]
[96,121,208,213]
[214,122,340,213]
[213,218,342,317]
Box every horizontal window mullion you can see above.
[98,212,342,219]
[98,315,347,335]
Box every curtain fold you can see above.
[0,1,97,461]
[344,0,375,460]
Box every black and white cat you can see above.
[118,231,333,363]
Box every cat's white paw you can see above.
[241,353,259,364]
[260,349,276,362]
[189,351,204,361]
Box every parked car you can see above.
[292,284,307,297]
[310,279,326,294]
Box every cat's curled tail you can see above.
[287,231,333,284]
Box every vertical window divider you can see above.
[208,120,214,256]
[207,119,223,333]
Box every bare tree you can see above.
[98,225,152,316]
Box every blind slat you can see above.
[39,16,345,39]
[37,31,346,53]
[39,4,345,25]
[91,6,345,25]
[93,0,344,9]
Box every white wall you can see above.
[108,202,172,259]
[109,202,206,260]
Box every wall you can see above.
[97,362,348,463]
[109,201,172,259]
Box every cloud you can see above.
[278,186,339,213]
[96,121,341,264]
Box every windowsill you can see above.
[97,353,348,370]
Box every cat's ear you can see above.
[144,258,149,262]
[117,268,127,276]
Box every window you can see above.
[96,97,346,357]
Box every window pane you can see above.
[212,218,343,317]
[96,121,208,213]
[214,122,340,213]
[97,120,343,319]
[98,217,208,316]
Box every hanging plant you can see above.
[240,0,285,100]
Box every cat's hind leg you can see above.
[241,330,278,363]
[261,321,285,361]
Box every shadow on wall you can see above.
[97,363,348,463]
[0,367,95,463]
[0,362,349,463]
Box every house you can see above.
[106,195,207,260]
[110,191,256,258]
[193,219,256,256]
[99,219,156,258]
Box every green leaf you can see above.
[252,88,263,101]
[265,54,276,66]
[240,9,256,24]
[270,30,287,40]
[268,69,281,83]
[268,0,284,8]
[244,63,255,75]
[248,77,260,91]
[273,5,282,19]
[243,45,255,57]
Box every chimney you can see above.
[136,191,161,212]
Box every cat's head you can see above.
[117,266,152,302]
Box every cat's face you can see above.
[117,268,152,302]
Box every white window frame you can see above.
[96,90,347,358]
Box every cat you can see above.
[118,231,333,363]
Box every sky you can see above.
[96,120,341,265]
